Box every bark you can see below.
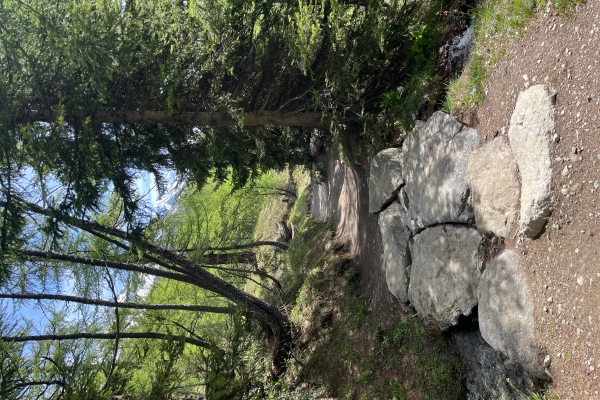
[20,250,207,290]
[202,251,256,265]
[1,332,210,349]
[15,109,330,129]
[203,241,288,251]
[0,293,235,314]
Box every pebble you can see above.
[571,184,579,194]
[561,188,569,195]
[544,355,552,368]
[577,276,584,286]
[548,296,554,303]
[575,248,580,254]
[562,166,570,176]
[594,181,599,190]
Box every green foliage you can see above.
[443,0,583,116]
[407,24,437,63]
[203,313,268,400]
[0,0,432,229]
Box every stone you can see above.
[398,187,409,212]
[369,148,404,213]
[378,202,411,303]
[402,111,479,227]
[478,249,548,379]
[401,213,423,235]
[452,330,539,400]
[408,225,483,331]
[508,84,556,238]
[468,137,520,237]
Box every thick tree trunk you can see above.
[16,109,330,129]
[0,293,235,314]
[1,332,210,349]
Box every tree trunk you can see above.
[1,332,210,349]
[16,109,330,129]
[202,251,256,265]
[20,250,207,289]
[0,293,235,314]
[203,241,288,251]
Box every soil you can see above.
[312,2,600,398]
[473,3,600,397]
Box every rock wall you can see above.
[371,85,556,396]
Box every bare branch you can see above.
[1,332,211,349]
[0,293,235,313]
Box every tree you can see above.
[0,0,422,220]
[0,196,291,371]
[0,0,433,391]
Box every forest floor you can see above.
[310,1,600,399]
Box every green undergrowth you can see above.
[275,255,464,399]
[443,0,585,116]
[252,171,464,399]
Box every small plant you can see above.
[407,25,437,63]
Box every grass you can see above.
[240,168,465,399]
[443,0,585,117]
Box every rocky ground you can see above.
[473,2,600,397]
[312,2,600,398]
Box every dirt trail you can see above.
[471,3,600,397]
[311,145,410,328]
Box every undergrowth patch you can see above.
[443,0,585,117]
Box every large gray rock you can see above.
[452,330,539,400]
[378,202,411,303]
[369,148,404,213]
[478,250,547,379]
[508,84,555,238]
[468,138,520,237]
[408,225,483,331]
[402,111,479,227]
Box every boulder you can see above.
[508,84,555,238]
[478,249,548,379]
[369,148,404,213]
[452,329,539,399]
[468,137,520,237]
[402,111,479,227]
[401,213,423,235]
[408,225,483,331]
[378,202,411,303]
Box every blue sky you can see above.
[5,171,161,336]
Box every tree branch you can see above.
[0,293,235,313]
[18,250,206,289]
[1,332,210,349]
